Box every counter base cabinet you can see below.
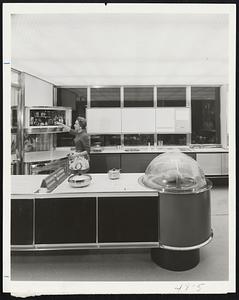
[221,153,228,175]
[196,153,222,175]
[121,154,159,173]
[90,154,120,173]
[11,199,33,245]
[98,197,159,243]
[35,198,96,244]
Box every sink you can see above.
[157,147,191,152]
[124,148,140,152]
[178,148,191,152]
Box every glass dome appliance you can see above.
[139,151,213,271]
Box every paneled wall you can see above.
[24,74,53,107]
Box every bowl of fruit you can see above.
[68,152,90,174]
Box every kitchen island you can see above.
[11,171,212,271]
[11,173,158,251]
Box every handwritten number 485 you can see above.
[175,283,205,292]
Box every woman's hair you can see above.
[76,116,87,129]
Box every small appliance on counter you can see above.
[68,174,92,188]
[139,151,213,271]
[91,142,103,153]
[108,168,121,180]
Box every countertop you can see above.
[11,149,70,163]
[11,173,157,199]
[90,146,229,154]
[11,146,229,163]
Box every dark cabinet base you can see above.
[121,153,158,173]
[11,199,33,245]
[98,196,158,243]
[90,154,120,173]
[151,248,200,271]
[35,198,96,244]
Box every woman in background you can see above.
[58,116,90,160]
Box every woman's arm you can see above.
[57,122,77,135]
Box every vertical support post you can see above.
[154,86,157,147]
[52,86,58,149]
[186,86,191,146]
[17,73,25,174]
[87,86,91,108]
[33,198,36,247]
[87,86,91,146]
[96,197,98,244]
[120,86,124,148]
[220,85,228,148]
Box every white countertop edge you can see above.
[12,191,158,199]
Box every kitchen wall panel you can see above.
[121,108,155,133]
[24,74,53,106]
[87,108,121,134]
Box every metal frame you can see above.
[186,85,192,145]
[17,73,25,174]
[11,242,160,252]
[159,231,213,251]
[55,84,224,149]
[52,87,58,149]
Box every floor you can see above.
[11,186,229,281]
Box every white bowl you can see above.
[68,174,92,188]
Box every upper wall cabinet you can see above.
[175,108,191,133]
[124,87,154,107]
[121,108,155,133]
[90,87,120,107]
[86,108,121,134]
[24,74,53,107]
[157,87,186,107]
[156,107,191,133]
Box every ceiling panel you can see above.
[11,13,229,85]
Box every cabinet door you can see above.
[11,199,33,245]
[121,108,155,133]
[121,153,159,173]
[196,153,222,175]
[90,154,120,173]
[221,153,228,175]
[156,108,175,133]
[35,198,96,244]
[98,196,158,243]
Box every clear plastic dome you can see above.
[139,151,208,193]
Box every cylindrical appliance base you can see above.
[151,248,200,271]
